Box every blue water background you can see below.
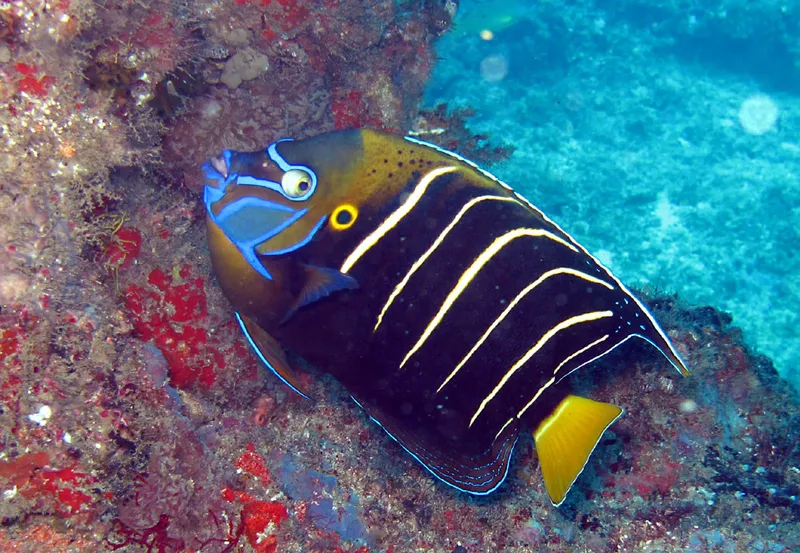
[425,0,800,391]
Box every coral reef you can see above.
[409,103,515,167]
[1,0,798,552]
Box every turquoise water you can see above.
[425,0,800,391]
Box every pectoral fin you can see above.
[533,394,623,506]
[282,264,358,323]
[235,312,311,399]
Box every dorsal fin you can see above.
[534,394,623,505]
[235,312,311,399]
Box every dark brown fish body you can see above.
[203,129,689,502]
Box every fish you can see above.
[449,0,530,39]
[201,129,689,505]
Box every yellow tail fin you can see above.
[533,394,623,506]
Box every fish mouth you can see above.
[209,155,228,178]
[202,150,235,189]
[202,150,236,210]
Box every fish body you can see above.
[202,129,689,504]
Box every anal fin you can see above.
[533,394,623,506]
[350,394,520,495]
[235,312,311,399]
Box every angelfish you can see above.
[202,130,689,505]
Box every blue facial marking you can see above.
[202,162,224,183]
[213,197,308,280]
[261,215,327,256]
[216,196,298,243]
[203,144,321,280]
[202,150,235,189]
[203,182,224,206]
[237,175,280,187]
[221,149,234,169]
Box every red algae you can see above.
[103,226,143,271]
[236,442,272,486]
[124,265,223,389]
[240,500,289,553]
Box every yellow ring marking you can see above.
[331,204,359,231]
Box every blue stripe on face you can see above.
[222,149,234,169]
[202,162,224,183]
[236,175,284,193]
[260,215,327,256]
[203,145,321,280]
[235,172,316,203]
[203,182,224,205]
[215,197,308,280]
[202,150,236,190]
[216,196,298,243]
[205,191,310,280]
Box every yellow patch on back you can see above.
[533,394,623,506]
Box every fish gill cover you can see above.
[0,1,797,553]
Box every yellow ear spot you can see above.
[331,204,358,230]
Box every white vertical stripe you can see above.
[493,417,516,442]
[470,310,614,427]
[374,195,519,332]
[340,166,458,274]
[515,334,609,420]
[515,377,556,420]
[405,136,688,375]
[436,268,614,394]
[399,228,580,369]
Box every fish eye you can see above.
[281,169,313,198]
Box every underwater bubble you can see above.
[480,54,508,82]
[679,399,698,413]
[738,94,779,135]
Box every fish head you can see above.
[203,129,399,323]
